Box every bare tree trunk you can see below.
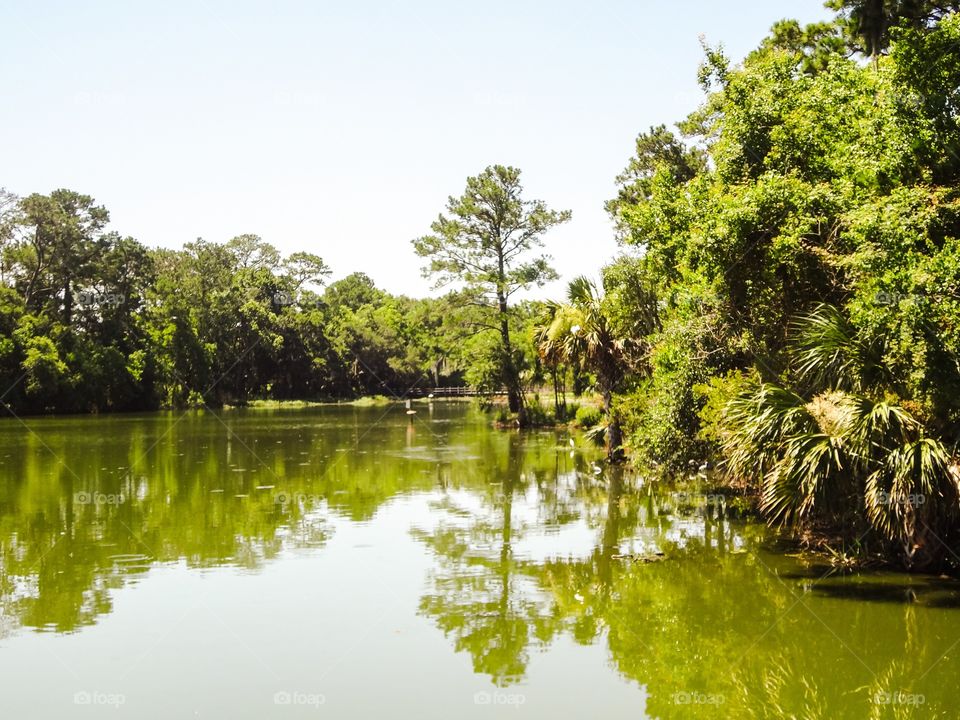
[62,283,73,326]
[602,384,624,463]
[496,277,525,425]
[552,367,560,417]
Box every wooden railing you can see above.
[406,386,507,398]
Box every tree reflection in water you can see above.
[414,443,960,718]
[0,406,958,718]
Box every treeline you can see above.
[0,190,529,413]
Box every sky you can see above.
[1,0,832,298]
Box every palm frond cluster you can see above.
[720,304,960,569]
[534,276,650,461]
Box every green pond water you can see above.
[0,402,958,718]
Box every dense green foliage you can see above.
[600,4,960,566]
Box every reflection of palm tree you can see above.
[732,601,946,720]
[598,467,625,586]
[414,430,960,716]
[535,467,634,644]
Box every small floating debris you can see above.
[613,552,666,563]
[210,489,224,493]
[234,494,249,498]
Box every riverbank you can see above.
[240,395,476,410]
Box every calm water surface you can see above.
[0,403,958,718]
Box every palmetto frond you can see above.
[566,275,596,307]
[722,381,815,480]
[791,303,884,393]
[721,346,960,561]
[864,436,956,542]
[764,432,848,526]
[843,395,918,465]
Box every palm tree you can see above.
[533,302,568,420]
[720,304,960,569]
[537,277,648,462]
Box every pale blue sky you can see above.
[2,0,831,297]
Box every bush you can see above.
[525,400,553,425]
[575,404,603,429]
[695,369,758,447]
[619,317,716,471]
[558,401,580,423]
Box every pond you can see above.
[0,402,957,718]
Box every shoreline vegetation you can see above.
[237,392,605,426]
[4,2,960,571]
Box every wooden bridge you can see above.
[406,386,507,398]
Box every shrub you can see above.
[619,317,717,471]
[696,369,759,447]
[575,404,603,429]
